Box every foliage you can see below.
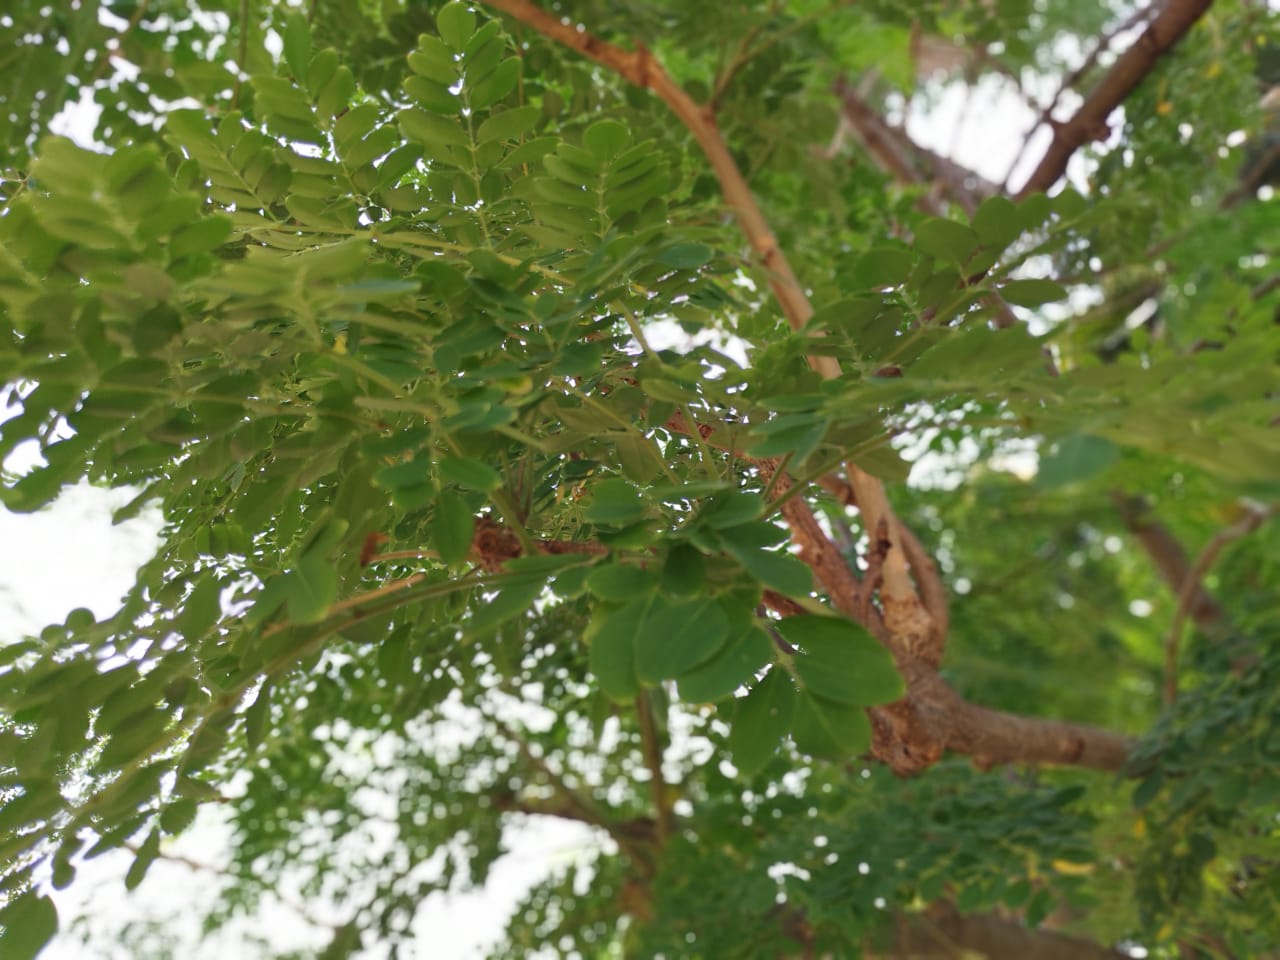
[0,0,1278,957]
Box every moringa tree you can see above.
[1,0,1278,956]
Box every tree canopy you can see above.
[1,0,1279,957]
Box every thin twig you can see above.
[635,693,673,847]
[1164,502,1277,705]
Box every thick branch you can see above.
[878,900,1130,959]
[918,670,1135,772]
[1017,0,1215,198]
[832,77,998,217]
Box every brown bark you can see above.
[876,900,1130,959]
[1017,0,1216,198]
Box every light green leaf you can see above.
[437,1,476,51]
[476,105,540,143]
[971,194,1021,247]
[286,553,338,624]
[655,243,713,269]
[282,10,312,82]
[467,57,521,109]
[584,120,630,159]
[914,218,979,264]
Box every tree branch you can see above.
[831,76,998,218]
[876,899,1131,959]
[1163,500,1276,704]
[999,2,1159,193]
[635,692,674,847]
[1111,493,1225,632]
[482,2,1138,779]
[1016,0,1215,198]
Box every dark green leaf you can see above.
[635,598,731,682]
[999,278,1068,307]
[728,668,796,777]
[432,490,475,564]
[677,626,772,703]
[790,691,872,760]
[778,615,904,706]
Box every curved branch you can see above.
[1016,0,1215,198]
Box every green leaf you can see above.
[437,456,502,491]
[124,829,161,890]
[661,542,706,596]
[0,893,58,960]
[777,615,904,706]
[588,598,652,700]
[655,243,713,269]
[720,528,813,598]
[398,108,468,150]
[791,691,872,760]
[437,1,476,51]
[466,575,546,637]
[999,278,1068,307]
[407,36,458,85]
[677,626,772,703]
[914,218,979,264]
[282,10,312,81]
[849,248,915,289]
[635,598,731,682]
[586,563,659,602]
[584,120,630,159]
[468,57,521,110]
[432,490,475,564]
[728,668,796,777]
[286,553,338,624]
[476,105,540,143]
[584,478,647,526]
[169,215,232,258]
[1036,434,1118,488]
[971,195,1021,247]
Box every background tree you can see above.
[1,0,1278,957]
